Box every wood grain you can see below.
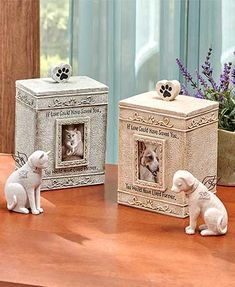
[0,157,234,287]
[0,0,40,153]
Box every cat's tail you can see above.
[7,195,17,210]
[217,214,228,234]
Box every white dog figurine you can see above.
[171,170,228,236]
[4,150,50,215]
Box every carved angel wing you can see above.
[12,151,28,169]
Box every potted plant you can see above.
[176,48,235,186]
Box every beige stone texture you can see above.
[118,92,219,218]
[218,129,235,186]
[15,76,108,190]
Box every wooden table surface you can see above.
[0,155,234,287]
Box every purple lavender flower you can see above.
[231,67,235,86]
[201,48,219,91]
[180,83,189,96]
[219,62,232,92]
[176,58,198,89]
[194,89,204,99]
[176,48,235,131]
[196,70,208,90]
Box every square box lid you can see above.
[119,91,219,117]
[16,76,108,97]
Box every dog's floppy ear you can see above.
[182,172,195,187]
[154,144,158,152]
[139,141,146,152]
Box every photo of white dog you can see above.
[4,150,49,215]
[138,141,160,183]
[171,170,228,236]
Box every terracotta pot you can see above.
[217,129,235,186]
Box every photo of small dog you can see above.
[171,170,228,236]
[62,124,84,161]
[138,141,160,183]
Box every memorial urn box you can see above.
[15,76,108,190]
[118,92,219,218]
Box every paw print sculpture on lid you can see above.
[49,63,72,83]
[156,80,181,101]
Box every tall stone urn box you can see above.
[118,91,219,218]
[15,76,108,190]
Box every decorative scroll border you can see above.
[119,107,218,132]
[48,95,96,108]
[17,88,108,111]
[133,134,166,191]
[118,192,189,218]
[55,117,90,168]
[16,89,36,108]
[187,113,217,130]
[41,173,105,190]
[129,112,174,128]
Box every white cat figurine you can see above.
[4,150,50,215]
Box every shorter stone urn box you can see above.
[118,91,219,218]
[15,76,108,190]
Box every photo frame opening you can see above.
[62,124,84,161]
[55,117,90,168]
[134,134,165,190]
